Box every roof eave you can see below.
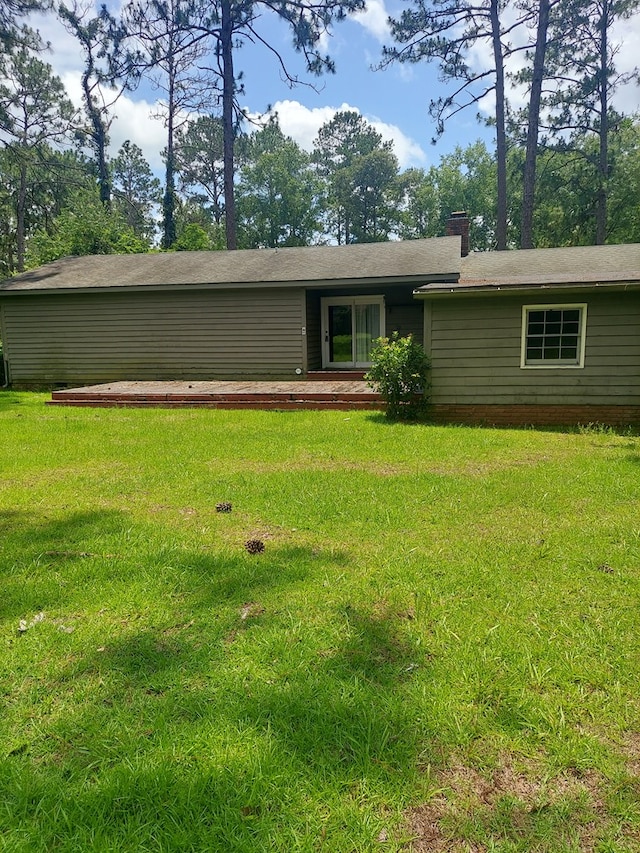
[413,279,640,298]
[0,271,462,295]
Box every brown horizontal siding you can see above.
[305,291,322,371]
[428,292,640,406]
[386,302,423,343]
[2,288,305,384]
[434,366,639,381]
[431,336,639,360]
[4,309,304,325]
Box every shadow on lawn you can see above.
[184,544,340,604]
[366,412,427,427]
[0,508,23,532]
[0,391,31,412]
[0,508,131,620]
[3,538,425,850]
[9,508,127,549]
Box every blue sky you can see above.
[28,0,640,176]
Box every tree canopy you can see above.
[1,0,640,274]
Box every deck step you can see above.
[50,392,381,403]
[307,370,366,381]
[48,380,384,411]
[47,398,383,410]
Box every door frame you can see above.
[321,295,385,368]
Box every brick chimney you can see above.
[446,211,470,257]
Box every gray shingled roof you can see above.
[415,242,640,294]
[6,239,639,296]
[0,237,462,292]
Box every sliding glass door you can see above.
[321,296,384,368]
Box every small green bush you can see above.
[365,332,431,419]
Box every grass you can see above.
[0,391,639,851]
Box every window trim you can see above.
[320,295,385,369]
[520,303,587,369]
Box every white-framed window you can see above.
[520,304,587,369]
[321,296,385,368]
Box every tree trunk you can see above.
[221,0,237,250]
[162,54,177,249]
[490,0,508,251]
[82,75,111,207]
[595,0,609,245]
[521,0,550,249]
[92,116,111,208]
[163,139,176,249]
[95,123,111,208]
[16,160,27,272]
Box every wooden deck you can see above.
[48,380,384,411]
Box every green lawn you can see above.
[1,392,639,852]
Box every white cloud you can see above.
[316,28,333,57]
[351,0,391,43]
[257,99,427,169]
[29,9,92,75]
[396,63,416,83]
[611,14,640,115]
[58,70,169,172]
[24,0,433,177]
[25,5,173,174]
[258,99,354,150]
[369,117,427,167]
[106,96,170,172]
[465,10,640,120]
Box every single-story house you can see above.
[1,220,639,426]
[418,240,640,426]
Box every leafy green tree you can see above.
[313,111,400,244]
[396,142,515,250]
[111,140,161,239]
[542,0,640,243]
[173,221,212,250]
[26,187,149,266]
[236,119,322,248]
[524,147,593,246]
[197,0,365,250]
[0,41,77,270]
[0,146,93,275]
[174,114,225,226]
[529,120,640,246]
[345,147,401,243]
[1,0,49,49]
[606,120,640,243]
[58,1,131,207]
[396,167,439,240]
[0,150,21,275]
[173,196,226,249]
[435,142,502,250]
[382,0,530,250]
[124,0,216,249]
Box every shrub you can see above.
[365,332,431,420]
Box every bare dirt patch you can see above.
[206,451,570,480]
[621,731,640,777]
[210,456,409,476]
[404,756,607,852]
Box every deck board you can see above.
[48,380,383,410]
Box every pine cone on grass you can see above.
[244,539,265,555]
[216,502,232,513]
